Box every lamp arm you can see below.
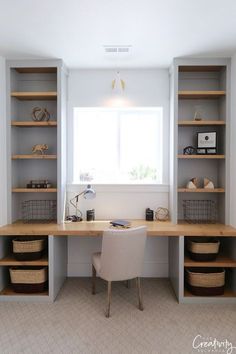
[70,192,84,218]
[70,190,84,206]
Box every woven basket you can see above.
[187,237,220,261]
[10,267,47,284]
[9,267,48,293]
[186,267,225,296]
[13,238,45,261]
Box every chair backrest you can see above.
[100,226,147,281]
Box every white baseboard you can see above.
[67,261,168,278]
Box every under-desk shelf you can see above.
[0,255,48,266]
[184,288,236,298]
[12,155,57,160]
[11,91,57,100]
[0,286,49,296]
[11,121,57,127]
[178,90,226,99]
[184,255,236,268]
[12,188,57,193]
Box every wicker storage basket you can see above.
[186,267,225,296]
[187,237,220,261]
[9,267,48,293]
[13,238,45,261]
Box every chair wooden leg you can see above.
[125,280,131,288]
[92,265,96,295]
[105,281,112,318]
[136,277,144,311]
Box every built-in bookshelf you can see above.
[7,60,67,224]
[0,60,68,302]
[176,63,228,224]
[169,58,235,304]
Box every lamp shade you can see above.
[83,184,96,199]
[112,71,125,92]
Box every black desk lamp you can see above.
[69,184,96,222]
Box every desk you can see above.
[1,220,236,236]
[0,221,236,304]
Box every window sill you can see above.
[67,184,169,193]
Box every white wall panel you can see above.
[0,57,7,226]
[67,69,170,277]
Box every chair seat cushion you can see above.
[92,252,102,275]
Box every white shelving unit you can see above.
[6,60,67,224]
[169,58,236,304]
[0,60,68,302]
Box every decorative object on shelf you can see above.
[155,207,169,221]
[204,178,214,189]
[183,146,196,155]
[13,238,45,261]
[22,200,57,223]
[9,267,48,293]
[186,177,198,189]
[112,71,125,92]
[145,208,154,221]
[193,105,204,121]
[183,200,217,224]
[196,148,206,155]
[197,131,217,154]
[32,144,49,155]
[68,185,96,222]
[27,180,52,189]
[31,107,50,121]
[86,209,95,221]
[186,267,225,296]
[187,237,220,262]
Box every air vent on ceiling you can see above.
[104,45,132,54]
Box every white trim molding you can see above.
[67,183,169,194]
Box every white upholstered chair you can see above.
[91,226,147,317]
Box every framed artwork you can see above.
[197,131,217,154]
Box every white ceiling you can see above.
[0,0,236,68]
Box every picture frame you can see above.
[196,148,207,155]
[197,131,217,149]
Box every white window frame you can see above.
[67,106,169,192]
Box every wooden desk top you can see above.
[0,220,236,236]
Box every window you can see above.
[73,107,163,184]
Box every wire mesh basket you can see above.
[183,200,217,224]
[22,200,57,223]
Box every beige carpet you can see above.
[0,278,235,354]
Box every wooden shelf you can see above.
[0,255,48,266]
[184,288,236,298]
[178,120,225,126]
[184,255,236,267]
[12,155,57,160]
[15,67,56,74]
[11,121,57,127]
[11,92,57,100]
[12,188,57,193]
[178,188,225,193]
[179,66,224,72]
[0,286,48,296]
[178,154,225,159]
[178,91,226,99]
